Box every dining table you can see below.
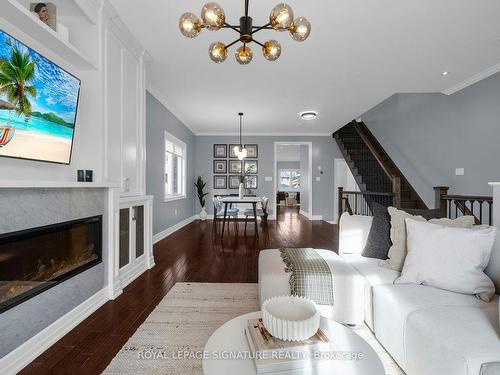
[219,196,262,236]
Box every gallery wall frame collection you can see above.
[212,144,259,189]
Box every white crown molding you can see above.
[145,84,198,136]
[0,287,109,375]
[442,62,500,95]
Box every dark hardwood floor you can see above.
[20,207,337,375]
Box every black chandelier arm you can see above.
[252,25,274,30]
[252,39,265,48]
[250,22,272,35]
[222,23,241,33]
[225,38,240,49]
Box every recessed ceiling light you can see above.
[300,111,318,120]
[442,71,449,77]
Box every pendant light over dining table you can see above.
[179,0,311,64]
[234,112,247,160]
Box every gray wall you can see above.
[276,161,301,191]
[300,145,310,213]
[146,92,196,235]
[0,188,105,358]
[362,72,500,207]
[194,136,343,221]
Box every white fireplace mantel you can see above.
[0,180,121,189]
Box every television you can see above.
[0,29,81,164]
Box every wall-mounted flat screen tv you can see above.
[0,29,81,164]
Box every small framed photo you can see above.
[213,160,227,174]
[30,2,57,31]
[214,175,227,189]
[245,175,258,189]
[244,160,258,174]
[228,175,241,189]
[213,144,227,158]
[244,144,258,158]
[229,160,242,174]
[229,144,240,158]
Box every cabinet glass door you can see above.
[134,205,144,258]
[119,208,130,268]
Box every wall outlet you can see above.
[455,168,465,176]
[265,176,273,182]
[316,176,321,182]
[174,209,178,216]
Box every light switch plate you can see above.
[455,168,465,176]
[316,177,321,182]
[265,176,273,182]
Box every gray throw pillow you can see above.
[361,203,444,260]
[362,202,392,260]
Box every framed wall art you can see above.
[213,175,227,189]
[213,160,227,174]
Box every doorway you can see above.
[273,142,313,221]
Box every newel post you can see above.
[434,186,449,218]
[338,187,344,220]
[392,176,401,209]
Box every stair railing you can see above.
[352,122,402,208]
[338,187,394,218]
[434,186,493,225]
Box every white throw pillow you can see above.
[379,207,475,271]
[395,219,497,301]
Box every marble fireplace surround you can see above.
[0,183,120,363]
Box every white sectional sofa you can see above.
[258,213,500,375]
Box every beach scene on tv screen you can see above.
[0,30,80,164]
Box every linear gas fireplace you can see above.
[0,216,102,313]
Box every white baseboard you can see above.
[119,256,148,289]
[0,287,109,375]
[327,220,337,225]
[311,215,323,221]
[299,209,311,219]
[153,215,197,244]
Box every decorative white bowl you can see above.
[262,296,320,341]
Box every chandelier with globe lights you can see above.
[179,1,311,65]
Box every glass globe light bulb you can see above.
[262,40,282,61]
[290,17,311,41]
[235,45,253,65]
[201,2,225,30]
[179,12,202,38]
[270,3,294,31]
[208,42,228,63]
[233,145,240,154]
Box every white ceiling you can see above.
[110,0,500,135]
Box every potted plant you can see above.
[194,176,209,221]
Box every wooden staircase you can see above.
[333,120,427,210]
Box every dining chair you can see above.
[242,196,269,233]
[285,192,297,207]
[213,196,239,234]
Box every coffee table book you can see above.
[244,319,332,374]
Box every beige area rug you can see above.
[103,283,405,375]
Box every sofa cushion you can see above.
[338,213,373,255]
[372,284,491,370]
[397,220,497,301]
[342,254,400,330]
[404,301,500,375]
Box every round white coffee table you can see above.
[203,311,385,375]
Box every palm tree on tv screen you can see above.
[0,38,37,121]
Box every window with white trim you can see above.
[279,169,301,191]
[165,132,186,201]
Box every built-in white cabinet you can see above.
[103,8,149,197]
[118,196,154,288]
